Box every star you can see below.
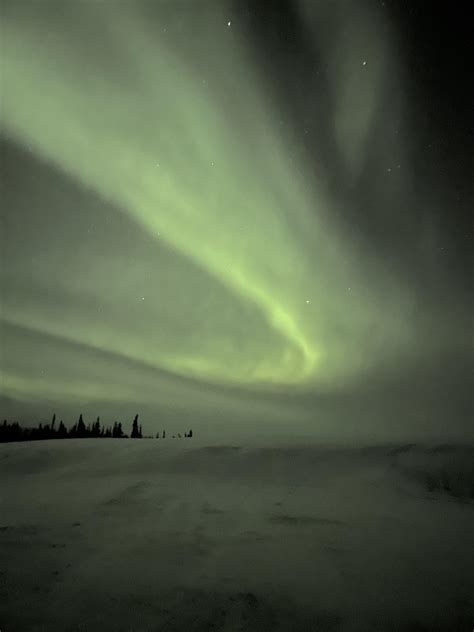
[362,60,367,66]
[306,299,310,304]
[227,21,231,27]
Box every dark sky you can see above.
[1,0,472,442]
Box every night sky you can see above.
[1,1,472,442]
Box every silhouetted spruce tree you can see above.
[189,429,193,438]
[14,422,22,441]
[156,432,160,439]
[139,424,142,438]
[131,414,139,438]
[116,422,124,438]
[163,430,166,438]
[77,414,86,438]
[37,422,45,440]
[58,420,67,438]
[91,417,101,437]
[1,420,18,442]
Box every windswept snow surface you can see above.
[1,439,472,631]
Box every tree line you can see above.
[0,413,193,443]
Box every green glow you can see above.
[1,1,415,405]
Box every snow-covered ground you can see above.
[0,439,472,631]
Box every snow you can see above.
[0,439,472,631]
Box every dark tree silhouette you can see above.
[91,417,101,437]
[77,414,86,438]
[131,414,140,438]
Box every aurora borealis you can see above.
[1,1,472,440]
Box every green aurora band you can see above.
[2,1,418,409]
